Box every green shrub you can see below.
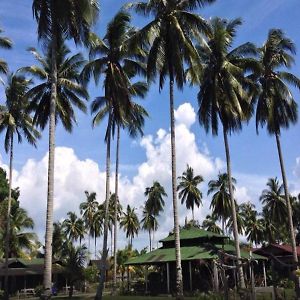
[196,291,223,300]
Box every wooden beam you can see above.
[213,260,219,292]
[167,262,170,294]
[189,261,193,291]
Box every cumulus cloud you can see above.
[3,102,298,251]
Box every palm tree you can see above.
[62,212,85,244]
[208,173,236,234]
[260,178,287,225]
[80,191,98,251]
[21,42,88,294]
[120,205,140,247]
[240,203,264,246]
[0,28,12,81]
[144,181,167,216]
[253,30,300,293]
[31,0,99,293]
[52,222,67,260]
[194,18,258,288]
[91,208,103,259]
[62,243,88,298]
[0,74,40,298]
[141,206,158,251]
[201,215,222,235]
[126,1,215,296]
[177,165,203,221]
[0,199,38,258]
[82,11,148,298]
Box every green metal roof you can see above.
[125,246,218,265]
[125,244,267,265]
[160,227,227,242]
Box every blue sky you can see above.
[0,0,300,249]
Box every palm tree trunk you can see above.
[192,208,195,222]
[94,235,97,259]
[95,115,111,300]
[275,133,300,298]
[4,134,13,300]
[149,230,152,252]
[169,77,183,299]
[43,20,58,296]
[223,127,245,289]
[152,230,155,250]
[113,125,120,295]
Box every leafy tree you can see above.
[0,28,12,78]
[144,181,167,216]
[80,191,99,251]
[0,74,40,297]
[31,0,99,293]
[253,30,300,294]
[177,165,203,221]
[62,212,85,244]
[62,243,88,298]
[52,222,67,260]
[194,18,257,288]
[126,0,215,295]
[0,199,37,258]
[208,173,236,234]
[0,168,19,203]
[201,215,222,235]
[82,11,148,297]
[141,207,158,251]
[120,205,140,247]
[260,178,287,225]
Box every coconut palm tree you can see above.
[120,205,140,247]
[91,209,103,259]
[177,165,203,221]
[62,212,85,244]
[0,199,37,258]
[82,11,148,297]
[0,28,12,79]
[126,1,215,296]
[253,30,300,293]
[141,206,158,251]
[194,18,259,288]
[201,214,222,235]
[31,1,99,293]
[240,204,264,246]
[52,222,67,260]
[208,173,237,234]
[0,74,40,298]
[144,181,167,217]
[80,191,98,251]
[62,242,88,298]
[260,178,287,225]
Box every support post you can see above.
[167,262,170,294]
[189,261,193,291]
[262,261,267,287]
[145,266,148,294]
[213,260,219,292]
[250,251,256,300]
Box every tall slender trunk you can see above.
[113,125,120,295]
[149,230,152,252]
[94,235,97,259]
[275,133,300,298]
[95,115,111,300]
[192,207,195,222]
[223,127,245,289]
[43,23,57,296]
[169,78,183,299]
[4,134,13,300]
[152,229,155,250]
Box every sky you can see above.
[0,0,300,253]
